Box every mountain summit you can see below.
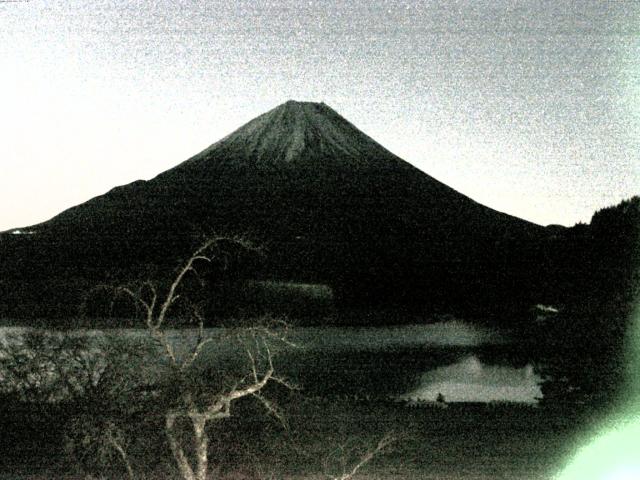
[1,100,547,320]
[171,100,414,177]
[187,100,403,167]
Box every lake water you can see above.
[0,320,542,403]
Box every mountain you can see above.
[0,101,550,322]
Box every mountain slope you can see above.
[1,101,548,321]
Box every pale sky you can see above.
[1,0,638,231]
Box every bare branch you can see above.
[154,237,219,330]
[270,374,301,391]
[166,413,197,480]
[326,433,398,480]
[226,364,274,402]
[105,427,135,480]
[246,345,259,383]
[182,338,214,371]
[89,236,288,480]
[220,338,276,403]
[149,327,178,366]
[116,286,154,320]
[251,392,288,429]
[181,304,214,371]
[190,255,213,264]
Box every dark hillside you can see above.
[1,101,552,324]
[521,196,640,407]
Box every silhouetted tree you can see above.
[535,196,640,407]
[105,236,294,480]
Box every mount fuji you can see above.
[1,101,548,321]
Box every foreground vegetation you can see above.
[0,392,589,479]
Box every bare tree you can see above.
[108,236,294,480]
[323,432,398,480]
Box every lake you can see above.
[0,320,543,404]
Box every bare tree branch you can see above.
[325,433,398,480]
[155,237,222,331]
[91,236,289,480]
[251,392,288,429]
[105,426,135,480]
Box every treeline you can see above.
[530,196,639,408]
[0,197,637,332]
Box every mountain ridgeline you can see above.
[1,101,637,325]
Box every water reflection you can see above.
[400,355,543,404]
